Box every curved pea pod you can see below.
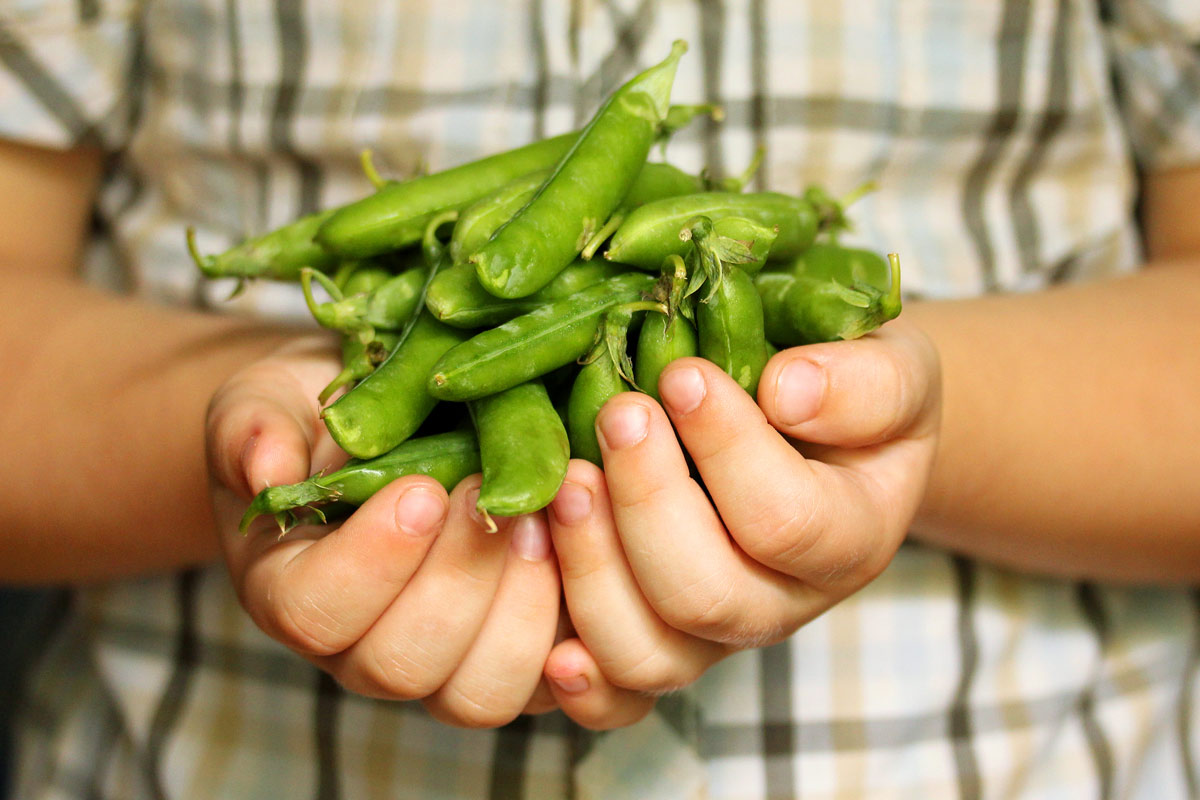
[449,169,550,263]
[757,252,902,345]
[239,430,481,533]
[315,133,577,259]
[470,381,569,521]
[186,209,338,283]
[426,259,626,329]
[428,272,656,402]
[579,162,706,260]
[635,311,698,403]
[603,191,818,270]
[567,308,638,465]
[303,267,429,335]
[697,267,769,396]
[471,41,688,299]
[322,311,471,459]
[319,331,400,405]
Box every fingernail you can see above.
[466,486,506,533]
[552,674,590,695]
[512,514,551,562]
[394,486,445,537]
[775,358,825,426]
[240,435,260,494]
[658,365,705,415]
[551,481,593,526]
[597,403,649,450]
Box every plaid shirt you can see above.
[3,1,1199,797]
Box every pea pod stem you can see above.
[359,149,387,190]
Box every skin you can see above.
[2,137,1199,729]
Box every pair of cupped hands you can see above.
[208,320,939,730]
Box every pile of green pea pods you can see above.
[188,41,902,533]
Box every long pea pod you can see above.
[428,272,656,402]
[781,241,892,286]
[449,169,551,263]
[239,430,481,533]
[756,252,902,345]
[603,191,819,270]
[471,41,688,298]
[426,259,626,329]
[470,381,569,524]
[186,209,338,283]
[315,133,578,259]
[320,331,400,405]
[321,213,468,458]
[567,307,641,465]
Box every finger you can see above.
[548,460,726,692]
[206,335,343,499]
[235,475,448,656]
[757,321,939,447]
[424,512,561,728]
[595,394,810,647]
[521,678,560,716]
[326,476,516,701]
[655,358,902,589]
[544,638,656,731]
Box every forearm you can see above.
[0,272,310,583]
[907,260,1200,583]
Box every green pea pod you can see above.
[604,191,819,270]
[635,311,698,403]
[315,133,578,259]
[322,311,471,458]
[787,241,891,286]
[318,331,401,405]
[567,308,638,465]
[757,252,902,345]
[708,217,779,276]
[426,259,626,329]
[303,267,429,335]
[697,267,769,396]
[337,263,393,295]
[579,162,706,260]
[428,272,656,402]
[449,169,551,263]
[471,41,687,298]
[186,209,338,283]
[470,381,569,521]
[239,430,481,533]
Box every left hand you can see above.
[541,320,941,728]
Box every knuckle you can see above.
[268,590,348,657]
[429,684,523,729]
[354,639,442,701]
[653,575,741,644]
[734,492,825,573]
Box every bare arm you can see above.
[908,166,1200,584]
[0,139,305,583]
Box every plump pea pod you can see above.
[470,381,569,523]
[319,331,401,405]
[604,191,819,270]
[426,259,626,329]
[428,272,656,402]
[449,169,551,263]
[336,262,393,295]
[697,267,769,396]
[315,133,577,259]
[471,40,687,298]
[757,252,902,345]
[239,430,481,534]
[579,162,706,260]
[322,311,471,458]
[635,311,698,403]
[783,241,891,286]
[567,308,640,465]
[302,266,429,335]
[186,209,338,283]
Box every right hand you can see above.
[205,335,561,727]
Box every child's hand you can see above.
[206,337,562,728]
[543,321,940,727]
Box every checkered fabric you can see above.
[2,1,1199,797]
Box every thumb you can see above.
[757,321,940,447]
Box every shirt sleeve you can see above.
[0,0,142,151]
[1102,0,1200,171]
